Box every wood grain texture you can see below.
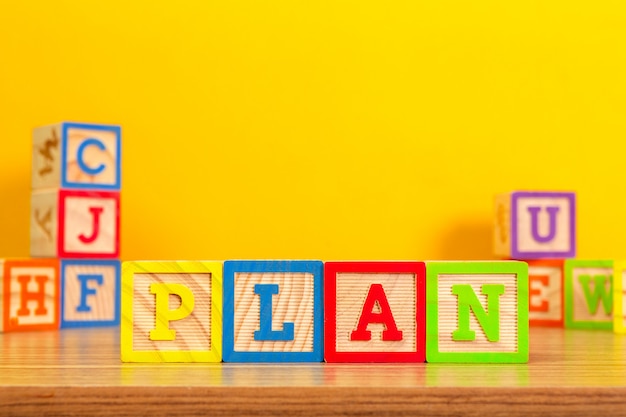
[233,272,315,352]
[31,122,121,190]
[31,123,62,190]
[324,262,425,363]
[64,124,119,187]
[572,267,613,322]
[335,272,416,353]
[614,261,626,334]
[515,195,573,254]
[61,260,119,325]
[2,258,60,331]
[30,189,58,258]
[493,192,511,258]
[30,189,120,258]
[59,190,120,258]
[3,386,626,417]
[528,260,564,326]
[565,260,613,331]
[133,272,212,352]
[121,261,222,362]
[2,327,626,415]
[426,261,527,363]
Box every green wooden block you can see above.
[426,261,529,363]
[564,259,613,330]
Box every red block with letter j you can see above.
[30,189,120,258]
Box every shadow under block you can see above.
[565,259,613,330]
[121,261,222,362]
[614,261,626,334]
[426,261,529,363]
[494,191,576,259]
[61,259,120,328]
[30,189,120,258]
[0,258,60,332]
[324,261,426,363]
[32,122,121,191]
[527,259,564,327]
[222,260,323,362]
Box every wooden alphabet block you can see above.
[527,259,564,327]
[60,259,120,328]
[32,122,121,191]
[613,261,626,334]
[30,189,120,258]
[426,261,528,363]
[1,258,60,332]
[564,259,613,330]
[121,261,222,362]
[222,260,323,362]
[494,191,576,259]
[323,261,425,363]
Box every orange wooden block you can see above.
[1,258,60,332]
[528,259,564,327]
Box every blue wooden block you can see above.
[223,260,324,362]
[60,259,121,328]
[32,122,121,191]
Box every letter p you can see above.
[149,283,194,341]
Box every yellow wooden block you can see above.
[121,261,222,362]
[614,261,626,335]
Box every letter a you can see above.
[351,284,403,341]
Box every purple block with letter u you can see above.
[494,191,576,260]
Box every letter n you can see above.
[452,284,505,342]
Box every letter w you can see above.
[578,275,612,316]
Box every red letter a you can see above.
[350,284,403,341]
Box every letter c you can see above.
[77,138,106,175]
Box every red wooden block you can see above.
[31,189,120,259]
[527,259,564,327]
[2,258,60,332]
[324,261,426,362]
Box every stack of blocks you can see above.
[121,259,529,363]
[494,191,616,331]
[1,122,122,332]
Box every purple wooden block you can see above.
[510,191,576,259]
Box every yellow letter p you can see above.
[149,283,195,341]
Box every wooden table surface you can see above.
[1,327,625,416]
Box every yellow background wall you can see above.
[1,1,625,261]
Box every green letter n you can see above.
[452,284,505,342]
[578,275,612,316]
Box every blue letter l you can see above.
[253,284,294,341]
